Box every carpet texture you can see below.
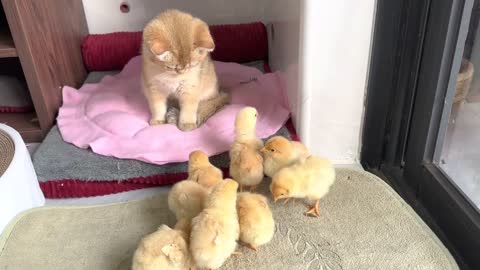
[0,169,458,270]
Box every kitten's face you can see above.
[152,44,212,74]
[144,10,215,74]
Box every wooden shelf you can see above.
[0,0,88,142]
[0,112,42,142]
[0,31,16,58]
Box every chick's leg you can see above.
[239,241,258,251]
[283,198,296,205]
[249,185,257,192]
[239,184,243,192]
[305,200,320,217]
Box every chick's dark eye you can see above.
[270,149,275,152]
[280,193,284,196]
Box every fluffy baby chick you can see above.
[229,106,264,192]
[261,136,310,178]
[237,192,275,251]
[168,180,209,220]
[270,156,335,217]
[188,150,223,190]
[132,224,196,270]
[190,179,240,269]
[174,218,192,241]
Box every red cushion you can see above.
[81,22,268,71]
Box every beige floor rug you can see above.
[0,169,458,270]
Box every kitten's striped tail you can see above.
[196,90,230,125]
[165,90,230,126]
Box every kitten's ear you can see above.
[150,41,172,61]
[194,24,215,52]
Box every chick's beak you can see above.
[260,147,267,154]
[273,196,279,203]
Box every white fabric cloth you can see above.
[0,124,44,234]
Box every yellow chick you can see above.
[270,156,335,217]
[168,180,209,220]
[132,224,196,270]
[229,106,264,192]
[188,150,223,190]
[190,179,240,269]
[237,192,275,251]
[260,136,310,178]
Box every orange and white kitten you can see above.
[142,10,228,131]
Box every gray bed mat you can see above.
[32,125,290,182]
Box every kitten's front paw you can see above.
[149,118,166,126]
[178,122,197,131]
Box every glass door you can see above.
[437,0,480,209]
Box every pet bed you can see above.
[57,56,290,165]
[0,169,458,269]
[34,21,289,198]
[34,63,295,198]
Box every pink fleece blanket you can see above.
[57,56,290,165]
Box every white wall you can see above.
[82,0,268,34]
[81,0,375,164]
[267,0,375,164]
[265,0,302,133]
[300,0,375,163]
